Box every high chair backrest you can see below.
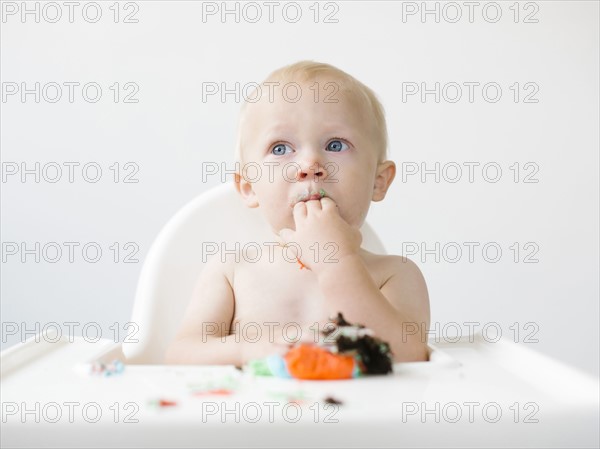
[123,182,387,364]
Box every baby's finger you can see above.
[292,201,307,220]
[305,198,322,213]
[320,197,338,211]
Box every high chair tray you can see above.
[1,334,598,448]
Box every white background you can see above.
[1,1,598,376]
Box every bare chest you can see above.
[230,250,333,331]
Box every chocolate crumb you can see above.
[334,312,351,327]
[324,396,343,405]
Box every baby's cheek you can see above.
[341,204,368,228]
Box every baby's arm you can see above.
[317,255,430,362]
[164,256,288,366]
[278,198,430,362]
[164,256,239,365]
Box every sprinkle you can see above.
[148,399,178,408]
[90,359,125,377]
[267,389,307,404]
[159,399,177,407]
[187,375,239,395]
[296,258,310,270]
[245,358,273,377]
[192,389,233,396]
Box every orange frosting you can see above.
[284,344,356,380]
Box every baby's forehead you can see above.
[242,75,368,118]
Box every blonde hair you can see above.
[234,60,388,165]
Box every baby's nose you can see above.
[297,161,329,181]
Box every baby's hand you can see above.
[278,197,362,272]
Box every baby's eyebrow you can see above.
[262,123,290,137]
[259,127,291,146]
[259,122,357,146]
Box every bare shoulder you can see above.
[360,250,425,283]
[361,250,430,324]
[199,247,238,286]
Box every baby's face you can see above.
[237,77,387,234]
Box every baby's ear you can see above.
[372,161,396,202]
[234,172,259,208]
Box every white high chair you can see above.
[2,183,598,448]
[122,182,387,364]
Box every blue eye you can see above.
[326,139,348,152]
[271,143,292,156]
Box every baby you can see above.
[165,61,430,367]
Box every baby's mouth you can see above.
[290,188,327,207]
